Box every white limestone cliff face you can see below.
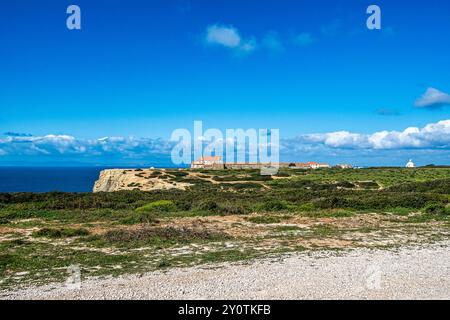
[93,169,126,192]
[93,169,192,192]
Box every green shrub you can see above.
[224,183,262,190]
[148,171,163,177]
[311,197,342,209]
[297,202,315,212]
[195,200,219,212]
[356,181,380,189]
[336,181,356,189]
[169,171,188,177]
[423,203,449,215]
[388,207,413,216]
[102,226,229,244]
[135,200,177,213]
[120,212,159,225]
[173,199,193,211]
[0,254,16,275]
[32,227,90,238]
[257,200,289,212]
[218,202,248,215]
[275,172,290,177]
[387,179,450,194]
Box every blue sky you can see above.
[1,0,450,166]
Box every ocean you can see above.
[0,167,111,193]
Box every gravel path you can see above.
[2,242,450,300]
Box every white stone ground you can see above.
[2,241,450,300]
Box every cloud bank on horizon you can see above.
[0,135,173,161]
[292,119,450,150]
[1,119,450,166]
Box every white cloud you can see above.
[204,25,321,55]
[0,134,173,157]
[415,88,450,109]
[2,120,450,166]
[317,131,369,148]
[204,24,256,54]
[288,119,450,150]
[206,24,241,48]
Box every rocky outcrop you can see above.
[93,169,192,192]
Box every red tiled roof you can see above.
[200,156,222,161]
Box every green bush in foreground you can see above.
[423,203,450,215]
[195,200,219,212]
[101,226,230,244]
[120,212,160,225]
[135,200,177,213]
[257,200,289,212]
[297,202,315,212]
[32,227,90,238]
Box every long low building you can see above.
[224,162,291,170]
[190,156,224,169]
[190,157,331,170]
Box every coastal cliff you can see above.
[93,169,192,192]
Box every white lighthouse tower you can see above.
[406,159,415,168]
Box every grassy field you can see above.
[1,167,450,290]
[273,167,450,187]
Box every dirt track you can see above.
[2,241,450,300]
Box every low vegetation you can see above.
[0,167,450,290]
[32,227,90,238]
[135,200,177,213]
